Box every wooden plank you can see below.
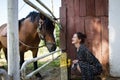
[92,17,102,62]
[74,0,80,17]
[60,6,67,51]
[95,0,108,16]
[85,17,102,62]
[105,0,108,16]
[86,0,95,16]
[66,0,75,59]
[61,0,67,6]
[74,0,85,33]
[79,0,86,16]
[76,17,85,33]
[101,17,109,75]
[85,17,94,51]
[60,52,68,80]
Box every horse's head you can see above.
[25,11,56,52]
[37,13,57,52]
[38,17,56,52]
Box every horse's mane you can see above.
[18,11,40,29]
[18,11,54,30]
[25,11,40,23]
[19,18,25,26]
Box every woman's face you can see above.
[72,34,80,44]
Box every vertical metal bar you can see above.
[7,0,20,79]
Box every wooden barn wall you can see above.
[60,0,109,74]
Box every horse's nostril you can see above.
[51,44,56,51]
[46,43,56,52]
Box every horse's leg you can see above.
[32,49,42,79]
[20,52,24,67]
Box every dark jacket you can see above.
[76,44,103,80]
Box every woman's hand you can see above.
[72,60,78,64]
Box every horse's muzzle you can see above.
[46,42,56,52]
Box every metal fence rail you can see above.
[20,49,61,80]
[0,69,9,80]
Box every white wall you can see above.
[109,0,120,77]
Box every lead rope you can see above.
[19,40,45,48]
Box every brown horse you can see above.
[0,11,56,79]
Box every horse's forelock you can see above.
[44,17,54,30]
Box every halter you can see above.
[37,19,45,40]
[37,20,56,45]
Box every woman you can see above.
[71,32,103,80]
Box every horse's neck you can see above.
[19,20,39,41]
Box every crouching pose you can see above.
[71,32,103,80]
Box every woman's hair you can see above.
[76,32,87,44]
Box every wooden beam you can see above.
[60,6,67,51]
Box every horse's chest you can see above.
[19,45,30,52]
